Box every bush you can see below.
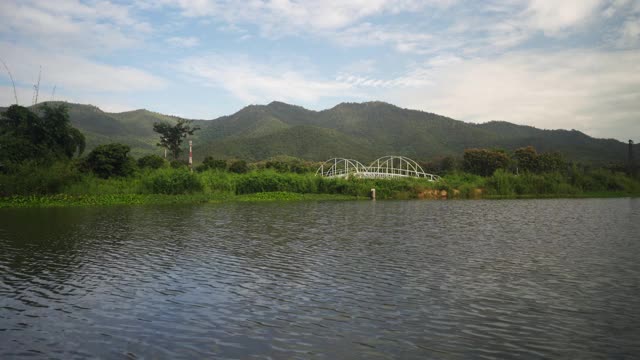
[196,156,227,172]
[138,154,167,169]
[0,104,85,165]
[485,169,517,196]
[229,160,249,174]
[463,149,510,176]
[198,169,236,193]
[83,143,135,178]
[0,161,81,195]
[263,159,314,174]
[144,168,203,194]
[170,160,189,169]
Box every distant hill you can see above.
[190,101,627,164]
[0,101,629,164]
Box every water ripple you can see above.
[1,199,640,358]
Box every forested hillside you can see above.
[1,101,628,164]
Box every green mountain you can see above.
[191,101,627,164]
[1,101,629,164]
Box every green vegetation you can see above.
[463,148,510,176]
[153,119,200,159]
[137,154,167,169]
[82,143,136,178]
[2,164,638,208]
[1,105,638,208]
[195,156,227,172]
[0,103,85,166]
[38,101,629,165]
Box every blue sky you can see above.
[1,0,639,140]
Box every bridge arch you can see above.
[315,158,369,178]
[368,156,439,180]
[316,156,440,181]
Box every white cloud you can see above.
[141,0,449,35]
[617,17,640,47]
[0,42,167,94]
[166,36,200,47]
[381,49,640,140]
[177,54,357,104]
[331,22,433,48]
[522,0,605,35]
[0,0,149,52]
[0,85,37,107]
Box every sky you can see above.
[0,0,639,141]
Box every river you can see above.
[1,198,639,359]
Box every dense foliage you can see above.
[0,105,637,204]
[83,143,136,178]
[229,160,249,174]
[2,157,639,204]
[48,101,630,164]
[137,154,167,169]
[195,156,227,172]
[0,104,85,166]
[463,149,510,176]
[513,146,565,173]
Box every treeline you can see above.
[1,104,639,203]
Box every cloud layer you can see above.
[1,0,639,140]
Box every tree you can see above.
[229,160,249,174]
[514,146,538,173]
[463,148,510,176]
[0,104,85,165]
[83,143,135,178]
[196,156,227,172]
[153,119,199,160]
[537,152,565,173]
[137,154,167,169]
[40,103,86,159]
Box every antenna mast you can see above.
[51,85,56,101]
[32,66,42,105]
[0,57,19,105]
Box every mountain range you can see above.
[1,101,629,164]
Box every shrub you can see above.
[144,168,203,194]
[463,148,510,176]
[138,154,167,169]
[170,160,189,169]
[83,143,136,178]
[198,169,236,193]
[485,169,517,196]
[229,160,249,174]
[196,156,227,172]
[0,161,81,195]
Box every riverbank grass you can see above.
[1,167,639,208]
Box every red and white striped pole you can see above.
[189,140,193,172]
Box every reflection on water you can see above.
[1,199,640,358]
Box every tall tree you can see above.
[0,104,85,165]
[463,148,510,176]
[153,119,199,160]
[514,146,538,173]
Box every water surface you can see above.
[1,198,639,358]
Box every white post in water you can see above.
[370,188,376,200]
[189,140,193,172]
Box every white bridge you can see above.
[316,156,440,181]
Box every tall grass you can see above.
[2,160,639,207]
[142,168,203,195]
[0,161,81,195]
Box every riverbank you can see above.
[2,190,638,209]
[1,167,639,208]
[0,192,359,208]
